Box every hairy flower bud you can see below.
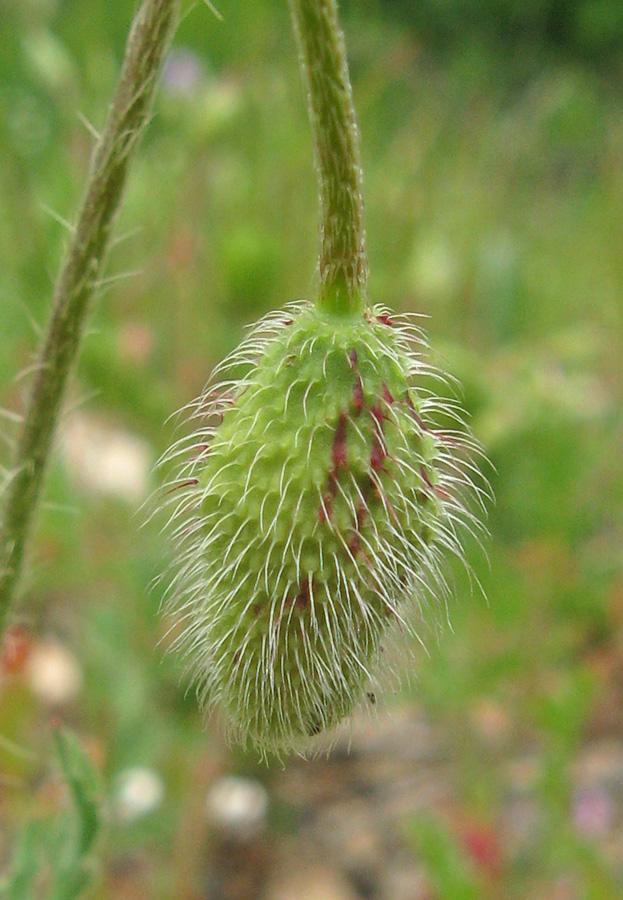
[159,302,484,756]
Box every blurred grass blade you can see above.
[53,729,102,860]
[0,731,104,900]
[0,821,44,900]
[408,815,484,900]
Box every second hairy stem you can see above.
[288,0,368,317]
[0,0,180,635]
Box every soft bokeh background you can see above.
[1,0,623,897]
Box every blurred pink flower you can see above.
[572,784,613,839]
[162,49,204,97]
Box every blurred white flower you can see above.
[113,767,165,823]
[60,413,152,503]
[205,775,269,839]
[26,639,82,706]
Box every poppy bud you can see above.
[159,302,483,756]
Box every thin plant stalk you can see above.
[288,0,368,317]
[0,0,181,636]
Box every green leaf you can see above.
[407,815,484,900]
[53,729,102,859]
[0,820,46,900]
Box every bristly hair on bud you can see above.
[156,301,488,758]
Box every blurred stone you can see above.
[575,740,623,787]
[340,820,383,872]
[313,797,385,894]
[604,827,623,872]
[500,796,543,858]
[505,755,541,792]
[379,861,433,900]
[206,837,271,900]
[469,698,512,747]
[267,862,358,900]
[337,704,442,763]
[26,638,82,705]
[532,875,579,900]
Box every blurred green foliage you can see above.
[0,0,622,897]
[376,0,623,60]
[0,730,103,900]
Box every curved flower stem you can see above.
[288,0,368,317]
[0,0,180,636]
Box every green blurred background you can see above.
[1,0,622,897]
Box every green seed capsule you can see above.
[160,302,481,756]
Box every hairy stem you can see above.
[288,0,368,317]
[0,0,180,636]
